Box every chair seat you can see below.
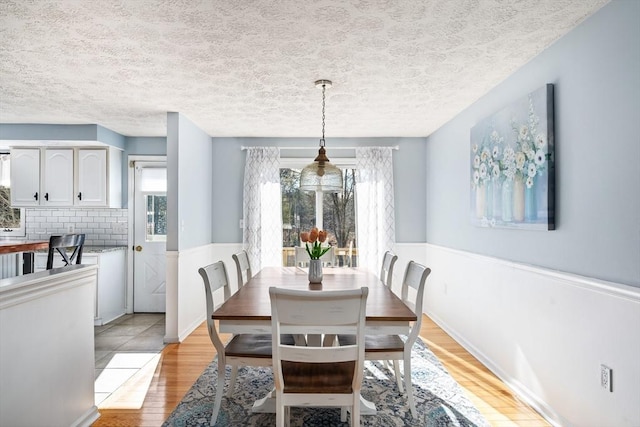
[225,334,295,358]
[282,361,355,394]
[337,334,405,352]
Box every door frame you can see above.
[126,155,167,314]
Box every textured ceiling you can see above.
[0,0,609,138]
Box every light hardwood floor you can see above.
[92,315,550,426]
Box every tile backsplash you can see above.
[25,208,128,246]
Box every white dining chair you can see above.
[339,260,431,418]
[231,250,252,291]
[199,261,295,425]
[379,250,398,289]
[269,286,369,427]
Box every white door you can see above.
[133,162,167,313]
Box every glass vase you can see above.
[475,183,486,219]
[308,259,323,284]
[525,175,537,221]
[513,175,525,222]
[501,178,513,222]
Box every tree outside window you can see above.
[281,168,356,266]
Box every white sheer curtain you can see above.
[243,147,283,272]
[355,147,396,275]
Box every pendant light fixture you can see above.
[299,79,343,193]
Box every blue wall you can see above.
[211,137,426,244]
[166,113,212,251]
[425,0,640,287]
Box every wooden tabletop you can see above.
[212,266,417,322]
[0,240,49,255]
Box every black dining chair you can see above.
[46,233,86,270]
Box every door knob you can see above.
[135,245,143,252]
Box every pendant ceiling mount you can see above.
[299,79,343,193]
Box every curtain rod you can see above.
[241,145,399,150]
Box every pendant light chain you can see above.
[320,82,326,147]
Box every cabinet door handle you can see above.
[77,192,82,200]
[34,192,38,201]
[44,193,49,201]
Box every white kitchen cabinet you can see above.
[76,149,107,206]
[34,248,126,325]
[9,146,122,208]
[9,148,40,206]
[42,148,74,206]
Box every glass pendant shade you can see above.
[300,79,343,192]
[299,147,343,192]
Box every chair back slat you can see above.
[400,261,431,344]
[46,234,85,270]
[232,250,252,290]
[198,261,231,355]
[380,251,398,288]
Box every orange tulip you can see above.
[300,232,309,243]
[309,228,319,242]
[318,230,327,242]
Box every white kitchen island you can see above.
[0,264,99,427]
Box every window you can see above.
[0,153,25,237]
[280,163,356,266]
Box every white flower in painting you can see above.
[473,155,480,169]
[490,218,497,227]
[516,152,526,170]
[535,133,546,149]
[535,150,546,166]
[528,163,537,177]
[519,125,529,140]
[481,217,489,227]
[488,158,494,168]
[491,130,503,144]
[479,163,488,179]
[503,147,515,161]
[526,176,534,188]
[481,148,490,162]
[473,170,480,184]
[492,164,500,179]
[472,143,479,153]
[492,145,500,158]
[526,149,536,160]
[504,164,516,180]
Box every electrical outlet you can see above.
[67,225,74,233]
[600,364,612,392]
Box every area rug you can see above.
[163,338,490,426]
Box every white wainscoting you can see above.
[423,243,640,427]
[166,243,243,343]
[0,265,99,427]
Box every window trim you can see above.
[0,152,26,237]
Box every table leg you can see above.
[22,252,35,274]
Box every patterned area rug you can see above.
[163,338,489,426]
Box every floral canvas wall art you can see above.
[470,84,555,230]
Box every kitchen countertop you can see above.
[32,245,127,254]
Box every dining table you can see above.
[212,265,417,415]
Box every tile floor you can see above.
[94,313,166,406]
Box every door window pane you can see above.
[146,194,167,242]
